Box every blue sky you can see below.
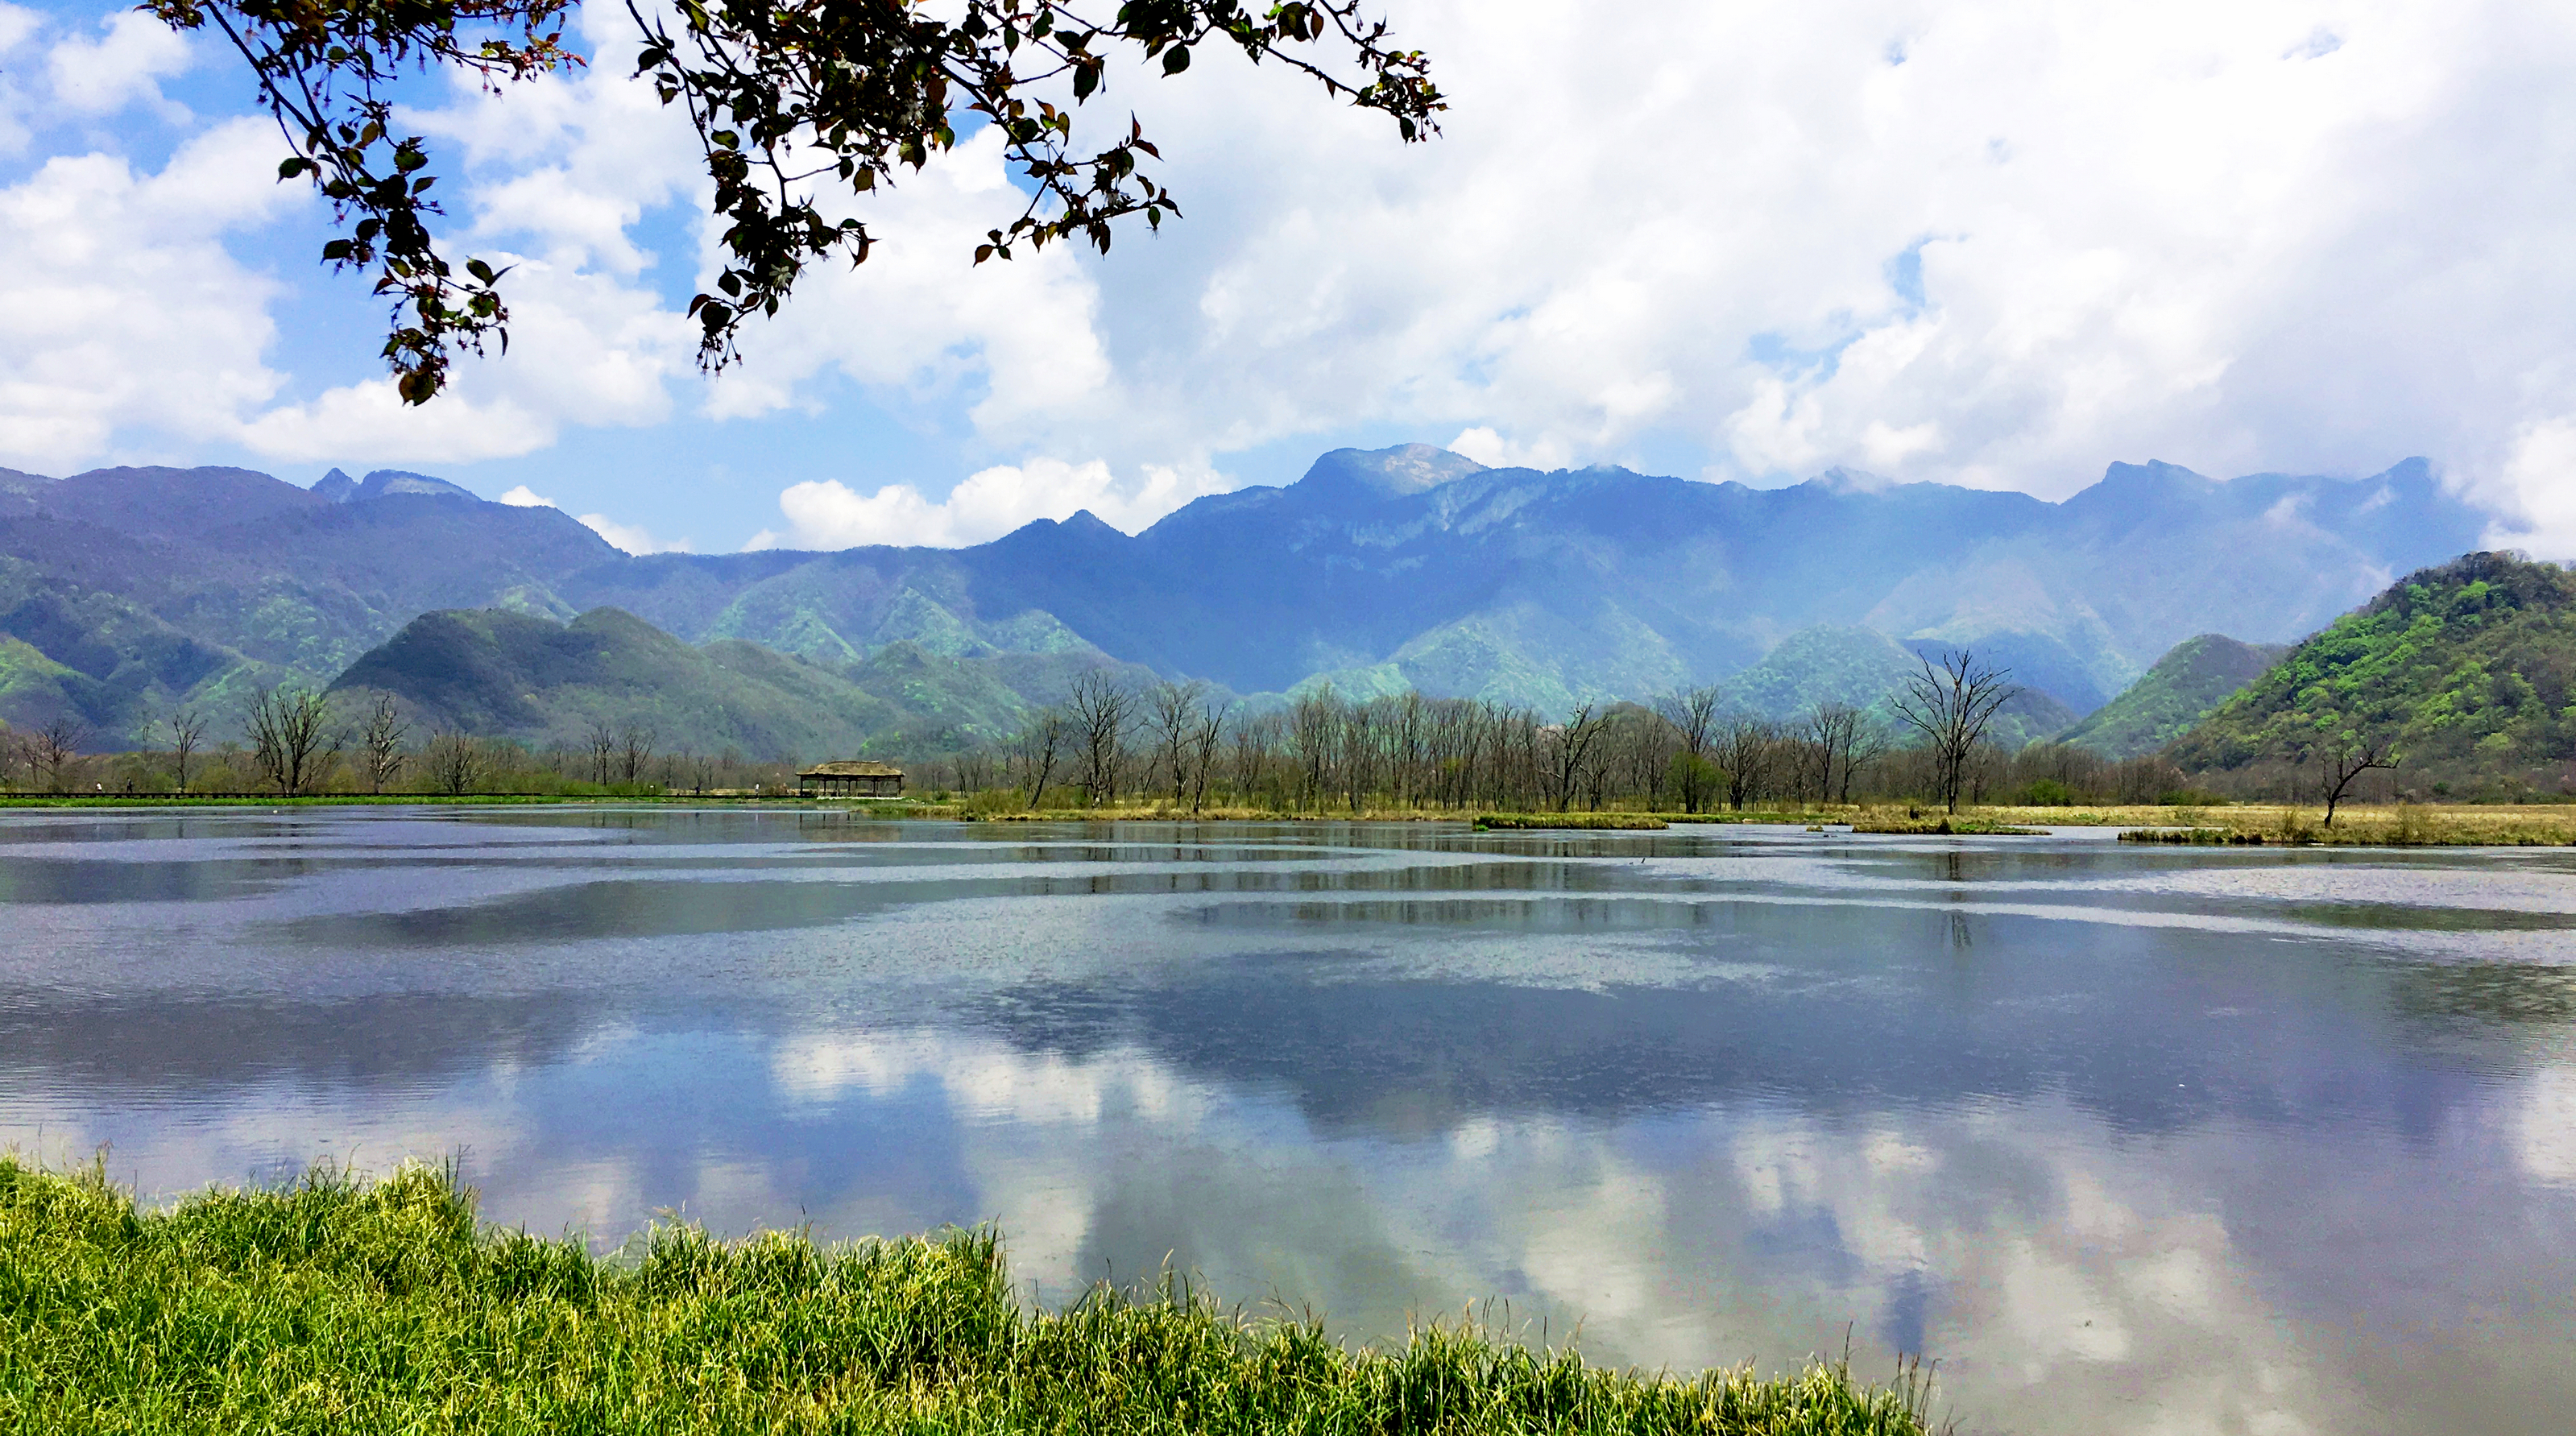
[5,1,2575,555]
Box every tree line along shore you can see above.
[0,651,2441,812]
[0,1157,1935,1436]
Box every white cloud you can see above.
[1035,0,2576,521]
[0,117,297,472]
[751,456,1228,550]
[1450,426,1571,471]
[48,12,193,118]
[578,511,690,554]
[496,484,553,507]
[696,124,1113,432]
[8,0,2576,550]
[0,3,37,54]
[2483,418,2576,557]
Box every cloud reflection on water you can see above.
[6,810,2576,1434]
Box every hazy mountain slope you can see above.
[2062,635,2292,758]
[554,445,2475,714]
[327,609,1142,760]
[2167,552,2576,791]
[0,466,619,738]
[330,607,905,761]
[1713,623,2078,748]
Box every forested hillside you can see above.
[2062,635,2289,759]
[2168,553,2576,796]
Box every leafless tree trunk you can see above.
[1144,679,1206,805]
[1064,672,1131,805]
[1187,702,1228,813]
[1546,703,1604,812]
[1655,686,1722,813]
[1287,687,1340,810]
[425,729,480,796]
[360,695,408,793]
[246,687,337,796]
[2317,738,2396,827]
[1805,702,1863,807]
[1017,710,1068,807]
[165,708,207,793]
[35,717,85,792]
[619,723,656,785]
[1891,650,2020,813]
[1713,716,1777,811]
[586,720,618,787]
[1842,721,1889,804]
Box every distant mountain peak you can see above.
[1296,443,1488,501]
[312,467,479,503]
[1804,466,1898,495]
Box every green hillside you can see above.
[2168,552,2576,792]
[2061,634,2289,758]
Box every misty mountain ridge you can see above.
[0,445,2491,751]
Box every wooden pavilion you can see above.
[797,760,905,797]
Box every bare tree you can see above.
[360,695,408,794]
[1655,686,1722,813]
[1712,715,1777,811]
[1805,702,1865,807]
[425,729,481,796]
[246,687,337,796]
[1842,720,1890,805]
[165,708,207,793]
[1544,703,1605,812]
[35,717,85,792]
[1187,701,1229,813]
[1287,686,1340,809]
[2317,735,2396,827]
[585,720,619,787]
[619,723,657,786]
[1065,671,1133,806]
[1144,679,1207,805]
[1017,710,1068,808]
[1891,650,2020,813]
[953,746,997,795]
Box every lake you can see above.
[4,806,2574,1433]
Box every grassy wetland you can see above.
[0,1158,1935,1436]
[0,1157,1936,1436]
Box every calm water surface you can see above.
[6,808,2576,1434]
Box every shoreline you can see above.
[5,792,2572,845]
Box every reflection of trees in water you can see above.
[0,991,605,1094]
[2389,962,2576,1028]
[963,922,2388,1141]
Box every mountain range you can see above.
[0,445,2497,759]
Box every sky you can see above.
[2,0,2574,556]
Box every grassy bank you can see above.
[0,793,930,813]
[1476,812,1671,830]
[2109,803,2576,846]
[0,1159,1934,1435]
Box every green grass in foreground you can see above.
[0,1159,1936,1436]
